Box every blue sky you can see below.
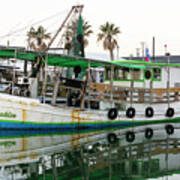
[0,0,180,58]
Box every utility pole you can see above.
[116,45,119,59]
[152,36,155,60]
[140,42,145,61]
[136,48,140,57]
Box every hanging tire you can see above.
[126,131,135,143]
[108,108,118,120]
[165,124,174,135]
[145,128,153,139]
[126,107,136,118]
[145,70,151,79]
[145,107,154,118]
[166,108,175,117]
[107,133,118,144]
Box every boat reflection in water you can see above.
[0,125,180,179]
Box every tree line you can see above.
[27,19,120,60]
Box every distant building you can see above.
[123,56,180,64]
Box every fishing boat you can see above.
[0,46,179,144]
[0,5,179,144]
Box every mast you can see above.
[49,5,84,105]
[46,5,84,51]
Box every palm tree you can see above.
[27,26,51,51]
[97,22,120,60]
[64,18,93,52]
[83,20,93,47]
[27,26,51,80]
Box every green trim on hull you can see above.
[0,116,180,126]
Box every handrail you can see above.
[39,81,180,104]
[88,82,180,104]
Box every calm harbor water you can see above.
[0,125,180,179]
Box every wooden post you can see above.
[167,55,170,107]
[80,61,90,109]
[110,64,114,106]
[130,69,134,105]
[12,49,17,95]
[165,136,169,173]
[41,54,48,103]
[167,68,170,107]
[87,60,90,108]
[150,74,153,104]
[24,60,27,76]
[108,145,112,180]
[51,70,60,105]
[51,155,58,180]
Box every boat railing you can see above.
[38,81,180,105]
[38,78,84,98]
[88,82,180,104]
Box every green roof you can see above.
[115,59,180,67]
[0,47,179,69]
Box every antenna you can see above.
[152,36,155,60]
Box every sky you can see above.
[0,0,180,59]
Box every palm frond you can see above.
[27,26,51,51]
[97,22,120,60]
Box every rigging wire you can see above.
[0,9,68,40]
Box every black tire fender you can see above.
[108,108,118,120]
[166,108,175,117]
[145,107,154,118]
[126,131,135,143]
[126,107,136,118]
[107,133,118,144]
[145,128,153,139]
[165,124,174,135]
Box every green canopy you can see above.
[0,47,179,69]
[114,59,180,67]
[0,47,146,69]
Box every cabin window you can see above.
[132,69,141,80]
[153,68,161,81]
[105,68,111,80]
[116,68,129,80]
[106,68,128,80]
[106,68,143,81]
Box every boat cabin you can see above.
[0,47,180,112]
[105,65,180,89]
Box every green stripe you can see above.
[0,117,180,125]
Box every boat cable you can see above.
[0,9,68,40]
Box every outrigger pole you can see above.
[46,5,84,51]
[43,5,84,104]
